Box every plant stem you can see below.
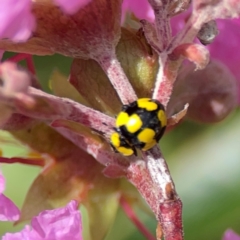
[97,52,137,104]
[0,157,45,166]
[120,196,156,240]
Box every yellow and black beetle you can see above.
[110,98,167,156]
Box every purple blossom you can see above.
[2,200,82,240]
[121,0,154,22]
[53,0,92,14]
[223,229,240,240]
[208,19,240,103]
[0,0,35,42]
[0,171,20,221]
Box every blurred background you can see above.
[0,54,239,240]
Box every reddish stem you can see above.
[148,0,171,51]
[120,196,156,240]
[159,200,183,240]
[154,8,171,50]
[7,53,36,74]
[0,157,45,167]
[26,55,36,74]
[97,52,137,105]
[152,56,175,107]
[17,87,116,137]
[8,53,30,62]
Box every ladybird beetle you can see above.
[110,98,167,156]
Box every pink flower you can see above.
[208,19,240,103]
[121,0,154,22]
[0,171,20,221]
[223,229,240,240]
[0,0,35,42]
[2,200,82,240]
[53,0,92,14]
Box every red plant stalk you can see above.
[120,196,156,240]
[8,53,36,74]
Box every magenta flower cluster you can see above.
[1,171,82,240]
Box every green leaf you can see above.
[70,58,121,116]
[49,70,90,107]
[83,177,120,240]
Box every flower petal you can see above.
[3,201,82,240]
[122,0,154,23]
[0,194,20,221]
[2,225,35,240]
[223,229,240,240]
[31,200,82,240]
[0,0,35,42]
[208,19,240,103]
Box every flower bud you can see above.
[170,43,210,70]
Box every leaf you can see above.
[10,122,79,160]
[51,119,103,144]
[50,70,90,107]
[83,177,120,240]
[70,58,121,116]
[0,0,122,59]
